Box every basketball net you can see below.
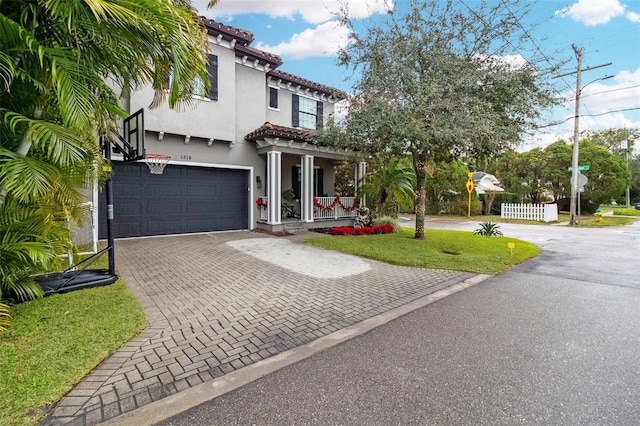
[145,154,171,175]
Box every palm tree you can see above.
[0,0,211,329]
[360,157,416,217]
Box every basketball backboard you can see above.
[112,108,145,162]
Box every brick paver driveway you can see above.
[44,231,475,425]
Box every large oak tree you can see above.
[330,0,557,238]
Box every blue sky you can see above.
[194,0,640,152]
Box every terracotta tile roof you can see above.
[245,122,316,143]
[201,18,253,45]
[235,44,283,68]
[268,69,347,100]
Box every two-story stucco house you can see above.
[94,18,365,240]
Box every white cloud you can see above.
[556,0,625,26]
[478,54,529,70]
[579,67,640,114]
[627,11,640,22]
[255,21,351,59]
[525,68,640,151]
[332,99,350,126]
[194,0,393,24]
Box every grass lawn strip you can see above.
[0,281,146,426]
[304,228,539,274]
[576,216,635,227]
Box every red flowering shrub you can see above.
[331,226,354,235]
[330,225,395,236]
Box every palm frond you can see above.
[0,302,12,331]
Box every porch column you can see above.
[267,151,281,224]
[356,161,367,208]
[301,155,315,222]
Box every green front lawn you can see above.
[304,228,539,274]
[0,282,146,426]
[575,215,636,227]
[600,206,640,217]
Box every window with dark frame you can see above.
[269,87,278,109]
[168,53,218,100]
[292,94,323,130]
[206,54,218,101]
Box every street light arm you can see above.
[579,75,614,93]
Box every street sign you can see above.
[568,165,589,172]
[466,178,474,217]
[466,180,474,193]
[578,174,588,189]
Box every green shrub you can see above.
[473,222,503,237]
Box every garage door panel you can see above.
[116,165,143,178]
[146,219,182,234]
[185,167,218,180]
[160,166,182,179]
[99,163,248,238]
[116,183,142,196]
[186,184,217,197]
[148,183,181,196]
[148,202,183,215]
[117,201,142,215]
[116,222,142,236]
[186,202,216,214]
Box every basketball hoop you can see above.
[145,154,171,175]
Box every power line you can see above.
[499,0,574,92]
[581,84,640,98]
[537,107,640,128]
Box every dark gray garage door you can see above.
[99,162,248,238]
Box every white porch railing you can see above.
[313,196,359,219]
[257,196,359,221]
[501,203,558,222]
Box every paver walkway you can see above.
[43,231,474,425]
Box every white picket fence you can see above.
[501,203,558,222]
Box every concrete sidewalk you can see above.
[43,231,477,425]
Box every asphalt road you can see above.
[158,219,640,425]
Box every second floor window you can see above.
[169,53,218,100]
[292,94,323,130]
[206,54,218,100]
[269,87,278,109]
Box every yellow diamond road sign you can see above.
[466,180,474,193]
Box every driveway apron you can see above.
[43,231,474,425]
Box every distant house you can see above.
[94,18,363,240]
[471,172,505,195]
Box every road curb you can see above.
[100,273,491,426]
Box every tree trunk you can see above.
[413,152,427,240]
[484,192,497,215]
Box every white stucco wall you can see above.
[128,42,237,142]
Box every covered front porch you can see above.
[246,123,366,233]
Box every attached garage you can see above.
[99,162,248,238]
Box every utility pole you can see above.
[569,45,582,225]
[621,139,630,208]
[554,46,611,225]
